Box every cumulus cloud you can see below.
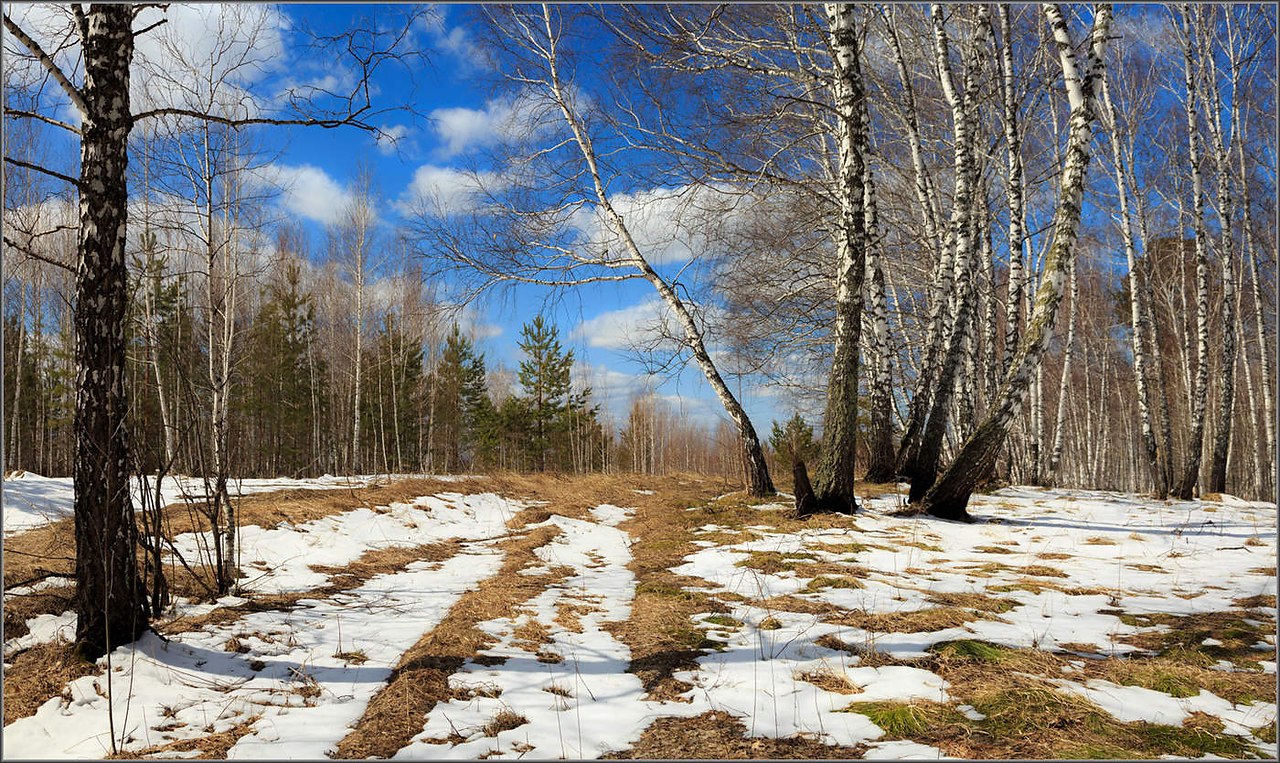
[430,90,559,158]
[375,124,414,156]
[571,299,675,351]
[567,184,767,267]
[395,164,505,217]
[253,163,353,226]
[3,4,289,124]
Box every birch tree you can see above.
[920,3,1114,521]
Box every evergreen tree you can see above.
[516,314,574,471]
[428,323,492,472]
[770,413,819,466]
[238,255,321,475]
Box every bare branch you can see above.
[4,156,81,188]
[4,107,82,135]
[3,11,88,117]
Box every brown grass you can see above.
[1083,536,1119,546]
[829,606,994,633]
[109,715,263,759]
[3,584,74,641]
[973,545,1016,554]
[309,541,460,588]
[601,710,868,759]
[480,709,528,737]
[926,590,1018,614]
[797,666,863,694]
[331,520,565,758]
[1234,594,1277,610]
[1016,564,1069,578]
[332,472,720,756]
[601,478,733,702]
[2,641,98,725]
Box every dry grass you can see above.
[973,545,1016,554]
[601,710,868,759]
[1234,594,1277,610]
[1083,536,1119,545]
[2,641,98,725]
[3,584,74,641]
[797,666,863,694]
[926,590,1018,614]
[309,540,460,588]
[332,520,566,759]
[829,606,995,633]
[480,709,528,737]
[1016,564,1069,578]
[334,471,722,757]
[602,477,733,702]
[108,715,263,759]
[754,594,841,616]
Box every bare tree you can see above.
[920,3,1114,521]
[417,4,776,495]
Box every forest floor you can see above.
[2,471,1276,759]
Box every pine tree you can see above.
[770,414,819,467]
[516,315,574,472]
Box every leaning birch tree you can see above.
[421,4,775,495]
[920,3,1114,521]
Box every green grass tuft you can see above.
[930,639,1010,663]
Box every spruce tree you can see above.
[516,315,573,472]
[429,323,492,472]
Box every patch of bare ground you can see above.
[601,710,868,759]
[309,540,460,589]
[107,715,262,759]
[1113,610,1276,670]
[1234,593,1277,610]
[331,518,565,759]
[3,584,74,640]
[601,476,729,702]
[327,473,690,758]
[926,590,1018,613]
[846,641,1264,759]
[2,641,99,725]
[754,594,841,616]
[829,606,999,633]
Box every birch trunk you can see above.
[1202,16,1238,495]
[1173,8,1211,500]
[921,3,1113,520]
[812,1,868,512]
[907,4,989,503]
[1046,254,1077,478]
[1239,139,1274,491]
[72,4,150,657]
[997,5,1026,377]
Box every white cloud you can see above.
[416,5,492,71]
[254,163,353,226]
[375,124,414,156]
[395,164,503,217]
[572,299,674,351]
[430,90,557,158]
[568,183,768,267]
[3,4,289,123]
